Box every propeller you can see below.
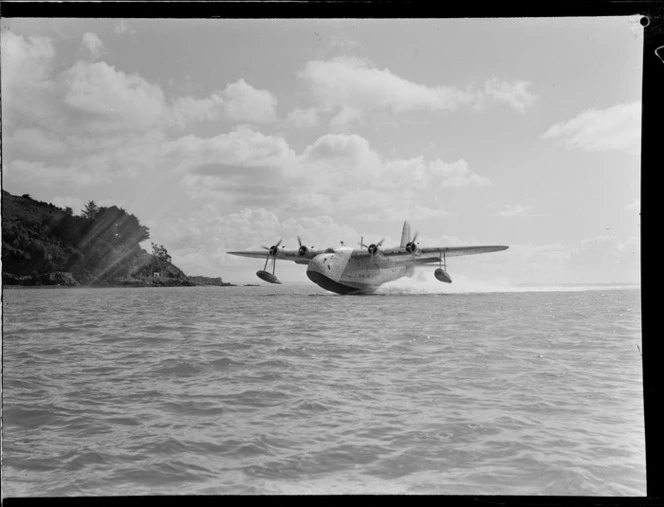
[261,238,283,257]
[297,236,309,257]
[367,238,384,256]
[405,231,420,253]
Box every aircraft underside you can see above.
[306,270,375,295]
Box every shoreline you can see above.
[2,283,238,290]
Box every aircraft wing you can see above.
[227,248,328,264]
[352,245,508,261]
[416,245,509,259]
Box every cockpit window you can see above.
[325,248,335,254]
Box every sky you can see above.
[1,17,643,288]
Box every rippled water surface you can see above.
[2,285,644,496]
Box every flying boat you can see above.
[227,221,508,295]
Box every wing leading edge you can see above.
[351,244,508,260]
[417,245,509,259]
[227,249,328,264]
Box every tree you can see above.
[82,201,100,221]
[151,243,172,264]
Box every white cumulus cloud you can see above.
[542,102,641,152]
[164,126,295,172]
[289,56,536,128]
[221,78,278,123]
[483,77,536,113]
[80,32,105,61]
[60,60,167,132]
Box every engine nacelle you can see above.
[405,241,418,253]
[298,245,308,256]
[434,268,452,283]
[368,244,379,256]
[256,270,281,284]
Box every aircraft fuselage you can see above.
[306,246,414,294]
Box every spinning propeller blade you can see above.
[367,237,385,256]
[297,236,309,256]
[406,232,420,253]
[261,239,283,257]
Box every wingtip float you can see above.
[228,221,508,295]
[256,270,281,284]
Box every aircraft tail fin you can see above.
[400,221,411,247]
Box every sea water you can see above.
[1,284,644,496]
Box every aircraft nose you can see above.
[306,253,328,276]
[306,253,339,292]
[306,251,358,295]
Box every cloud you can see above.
[330,34,362,52]
[298,134,491,192]
[167,80,278,129]
[2,29,495,222]
[1,31,55,87]
[336,188,394,211]
[290,56,536,128]
[483,77,536,113]
[497,204,535,217]
[60,60,168,133]
[356,205,455,222]
[283,192,334,214]
[563,235,640,283]
[5,130,168,191]
[169,94,225,129]
[3,31,167,134]
[542,102,641,152]
[4,159,104,187]
[495,237,640,285]
[1,31,59,130]
[286,106,319,127]
[4,128,68,160]
[166,130,492,212]
[114,20,136,35]
[165,127,298,205]
[1,30,277,136]
[1,29,284,197]
[164,126,295,172]
[221,78,278,123]
[80,32,105,61]
[382,157,492,190]
[330,106,363,131]
[301,56,480,113]
[332,188,455,222]
[300,133,381,176]
[2,31,167,134]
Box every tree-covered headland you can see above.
[2,190,199,287]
